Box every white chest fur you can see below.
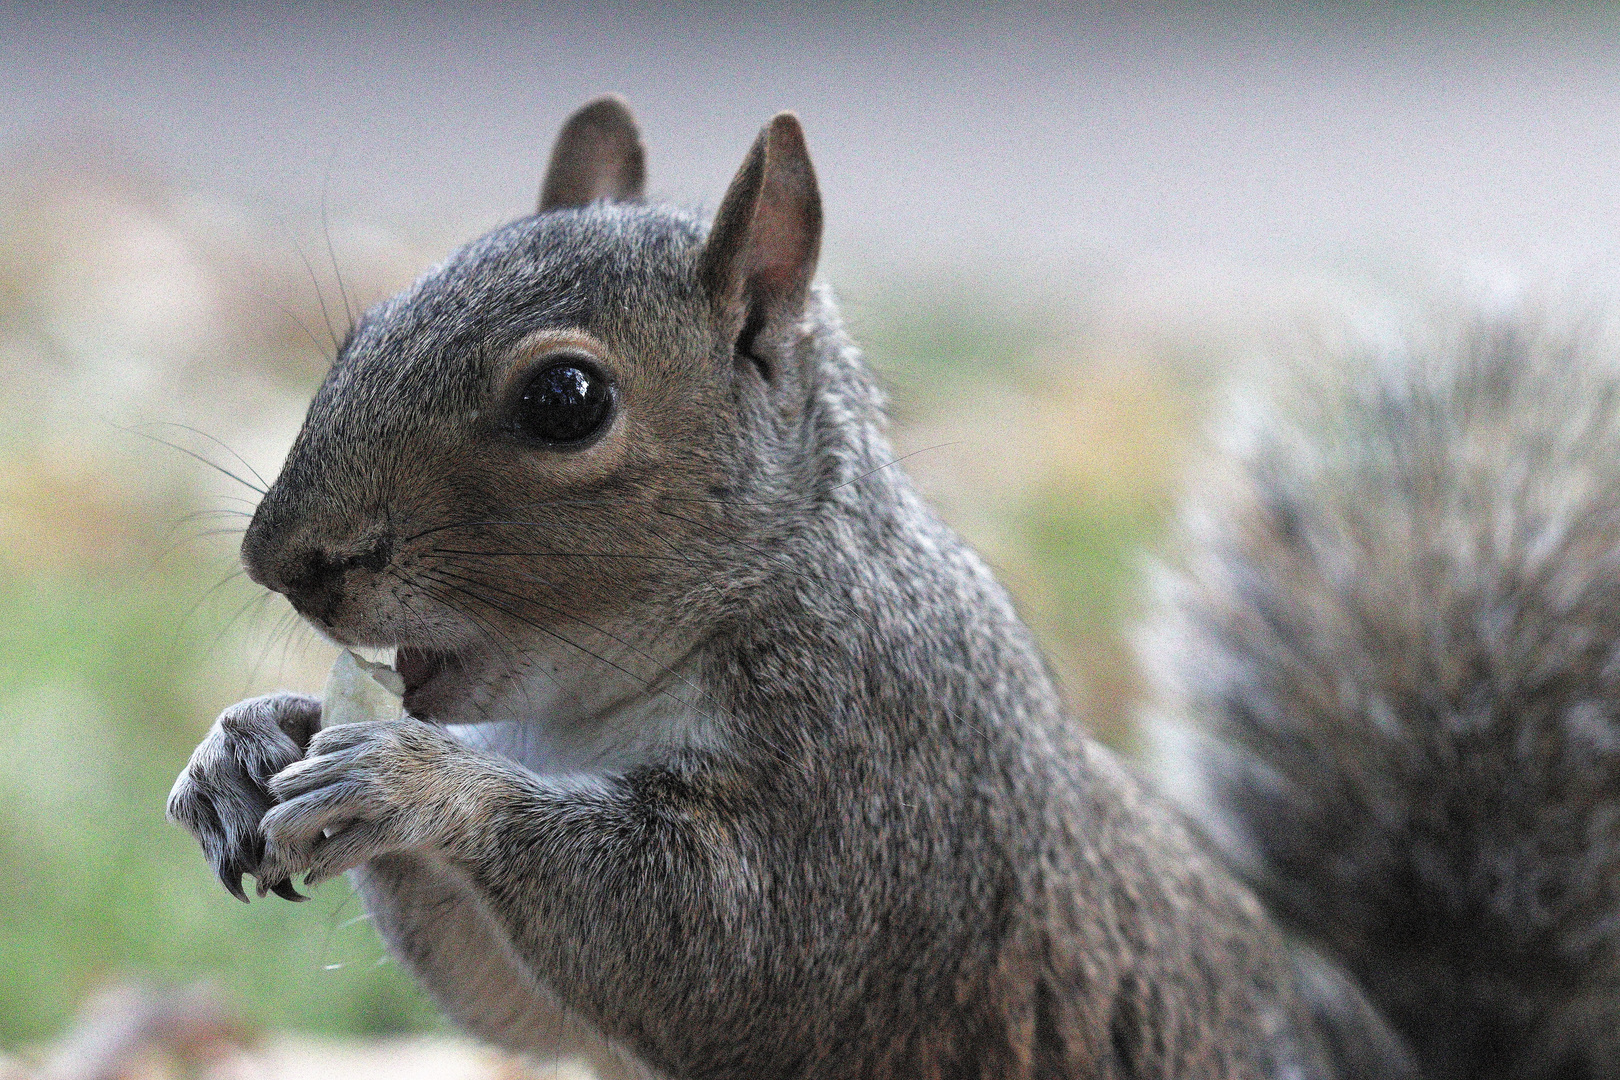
[351,646,720,1079]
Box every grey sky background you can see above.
[7,2,1620,296]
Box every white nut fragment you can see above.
[321,650,406,728]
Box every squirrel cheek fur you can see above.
[167,95,1620,1080]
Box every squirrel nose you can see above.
[284,548,354,596]
[244,536,393,624]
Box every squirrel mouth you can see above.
[396,647,452,711]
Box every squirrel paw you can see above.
[258,719,474,889]
[166,693,320,903]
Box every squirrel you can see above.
[163,96,1617,1079]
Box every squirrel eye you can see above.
[514,361,614,446]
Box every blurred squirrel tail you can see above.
[1142,295,1620,1080]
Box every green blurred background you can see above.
[6,0,1620,1064]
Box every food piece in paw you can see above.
[321,650,406,729]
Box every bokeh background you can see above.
[7,3,1620,1076]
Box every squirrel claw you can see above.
[218,867,250,904]
[251,873,304,902]
[268,877,307,902]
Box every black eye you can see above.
[514,361,614,446]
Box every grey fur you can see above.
[164,100,1424,1078]
[1143,297,1620,1080]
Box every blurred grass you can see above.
[0,561,440,1045]
[0,149,1213,1050]
[0,152,446,1048]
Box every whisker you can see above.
[132,421,272,492]
[319,155,356,334]
[401,563,803,770]
[425,542,922,607]
[175,566,248,633]
[418,572,719,730]
[285,306,338,367]
[402,567,553,718]
[430,564,695,692]
[390,445,957,547]
[427,562,748,753]
[249,602,312,690]
[290,235,342,354]
[213,588,278,660]
[637,512,988,746]
[415,568,806,775]
[398,569,530,681]
[163,563,244,662]
[209,227,337,369]
[657,441,966,508]
[107,420,268,496]
[175,508,256,523]
[406,573,556,730]
[431,547,686,562]
[154,527,249,565]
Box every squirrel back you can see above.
[1143,298,1620,1080]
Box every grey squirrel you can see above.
[163,97,1618,1079]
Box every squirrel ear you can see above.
[699,113,823,341]
[538,95,647,212]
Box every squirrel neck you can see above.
[695,298,1072,770]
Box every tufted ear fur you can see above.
[538,95,647,212]
[698,113,822,382]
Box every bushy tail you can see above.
[1142,296,1620,1080]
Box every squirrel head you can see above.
[240,96,869,723]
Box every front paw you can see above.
[258,719,477,889]
[167,693,321,902]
